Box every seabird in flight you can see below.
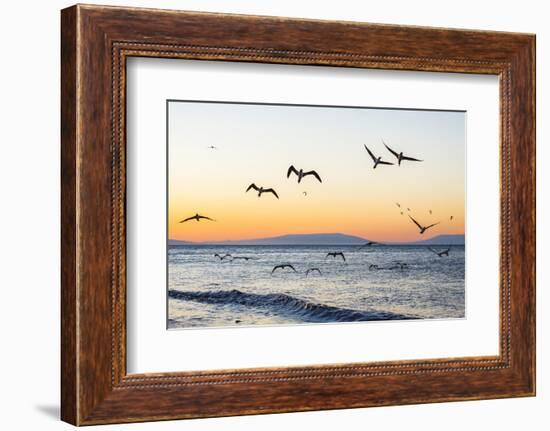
[214,253,232,261]
[287,165,322,183]
[231,256,255,261]
[326,252,346,262]
[179,213,215,223]
[358,241,378,250]
[364,145,394,169]
[408,215,440,234]
[246,183,279,199]
[305,268,322,277]
[428,247,450,257]
[207,145,217,150]
[271,264,297,274]
[383,140,423,166]
[369,264,379,270]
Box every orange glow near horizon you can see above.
[168,102,465,243]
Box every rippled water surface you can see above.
[168,245,465,329]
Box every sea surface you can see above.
[168,245,465,329]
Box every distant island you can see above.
[168,233,465,246]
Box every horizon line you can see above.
[168,232,465,244]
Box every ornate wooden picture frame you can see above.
[61,4,535,425]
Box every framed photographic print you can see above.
[61,4,535,425]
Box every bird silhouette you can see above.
[326,252,346,262]
[369,264,379,270]
[271,264,297,274]
[408,215,440,234]
[364,145,394,168]
[383,140,423,166]
[180,213,215,223]
[450,215,454,221]
[287,165,322,183]
[358,241,378,250]
[214,253,232,261]
[305,268,322,277]
[207,145,217,150]
[246,183,279,199]
[231,256,255,261]
[428,247,450,257]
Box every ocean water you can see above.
[167,245,465,329]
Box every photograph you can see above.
[167,100,466,329]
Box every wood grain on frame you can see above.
[61,4,535,425]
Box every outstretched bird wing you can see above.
[364,145,377,162]
[325,253,334,259]
[271,265,282,274]
[408,215,423,230]
[427,247,439,255]
[338,252,346,261]
[401,155,423,162]
[287,165,299,178]
[179,215,195,223]
[246,183,260,193]
[197,215,214,221]
[425,222,440,230]
[303,170,322,183]
[286,264,297,272]
[383,141,400,159]
[263,188,279,199]
[377,160,394,166]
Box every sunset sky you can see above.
[168,101,465,243]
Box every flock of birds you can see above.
[202,242,452,278]
[178,139,456,276]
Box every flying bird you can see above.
[305,268,322,277]
[271,264,297,274]
[246,183,279,199]
[207,145,217,150]
[364,145,394,169]
[231,256,255,261]
[408,215,440,234]
[428,247,450,257]
[326,252,346,262]
[179,213,215,223]
[369,264,379,270]
[287,165,322,183]
[396,202,401,208]
[383,140,423,166]
[214,253,232,261]
[358,241,378,250]
[407,208,411,212]
[450,215,454,221]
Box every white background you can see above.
[0,0,546,430]
[127,59,499,373]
